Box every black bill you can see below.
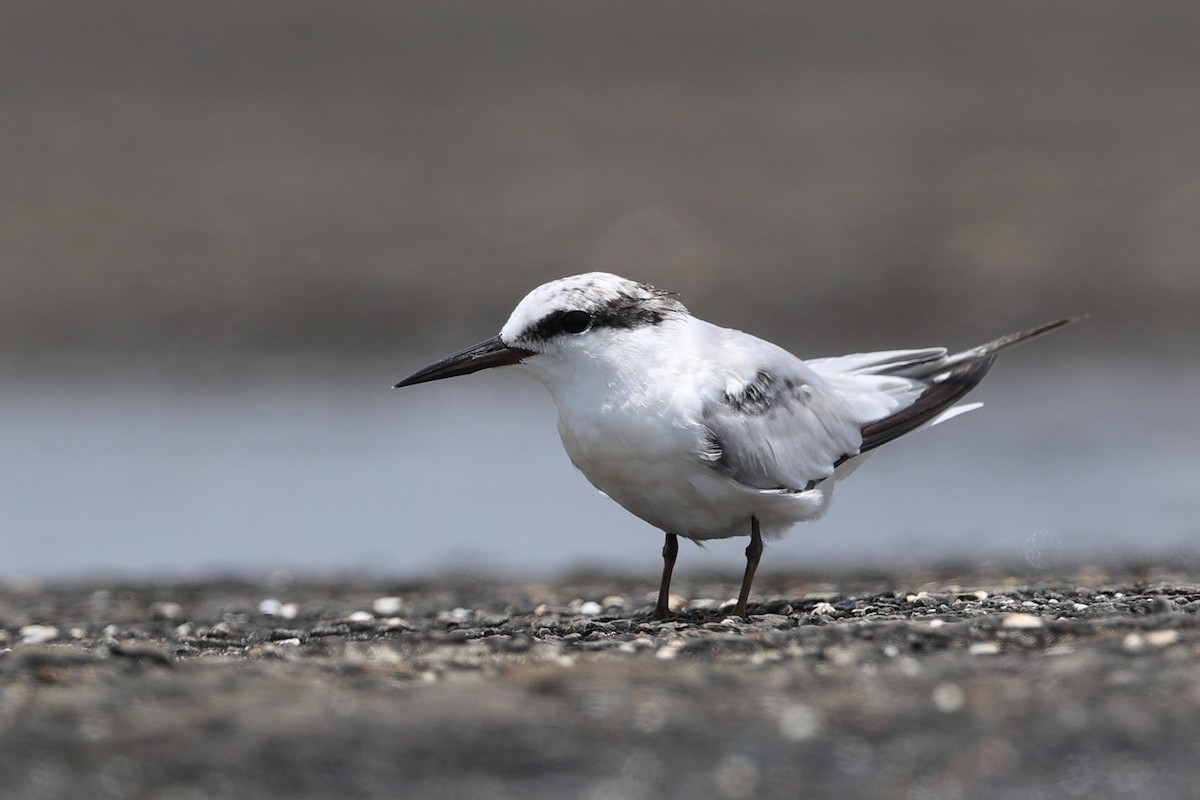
[394,335,535,388]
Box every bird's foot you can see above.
[647,606,676,622]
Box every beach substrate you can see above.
[2,564,1199,799]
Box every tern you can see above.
[396,272,1079,619]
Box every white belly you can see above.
[556,406,832,541]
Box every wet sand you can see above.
[2,565,1199,799]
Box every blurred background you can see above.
[2,1,1198,582]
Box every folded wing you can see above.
[700,317,1081,492]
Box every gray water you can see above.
[3,354,1197,582]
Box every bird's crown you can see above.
[501,272,687,346]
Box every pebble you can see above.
[1001,613,1044,629]
[372,597,404,616]
[258,599,298,619]
[932,682,965,713]
[1145,596,1175,614]
[1124,629,1180,652]
[436,610,466,626]
[151,602,184,620]
[777,703,822,741]
[7,645,102,670]
[502,634,534,653]
[19,625,59,645]
[109,641,174,666]
[378,617,412,632]
[1145,629,1181,647]
[656,643,682,660]
[310,624,350,638]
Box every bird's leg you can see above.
[652,533,679,620]
[732,516,763,619]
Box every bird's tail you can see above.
[855,357,994,455]
[851,315,1084,456]
[891,316,1085,380]
[810,316,1085,381]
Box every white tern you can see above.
[396,272,1080,618]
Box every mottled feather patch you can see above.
[702,369,840,492]
[698,429,724,464]
[721,370,807,416]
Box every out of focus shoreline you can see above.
[3,2,1199,357]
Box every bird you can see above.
[395,272,1080,619]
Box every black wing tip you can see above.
[857,356,994,455]
[951,353,996,387]
[1034,314,1088,335]
[1006,314,1088,346]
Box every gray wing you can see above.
[700,369,867,492]
[702,317,1081,493]
[700,358,995,492]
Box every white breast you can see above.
[552,375,831,541]
[519,318,836,541]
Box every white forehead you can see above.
[499,272,648,340]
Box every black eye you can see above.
[561,310,592,334]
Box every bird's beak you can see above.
[394,335,536,388]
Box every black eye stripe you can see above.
[561,310,592,334]
[519,291,684,344]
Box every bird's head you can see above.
[394,272,688,388]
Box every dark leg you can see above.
[652,533,679,620]
[732,516,763,619]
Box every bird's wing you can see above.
[808,348,997,456]
[812,317,1081,380]
[806,347,947,376]
[699,350,995,492]
[699,365,877,492]
[807,317,1083,454]
[851,357,993,455]
[699,317,1082,493]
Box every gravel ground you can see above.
[3,566,1200,800]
